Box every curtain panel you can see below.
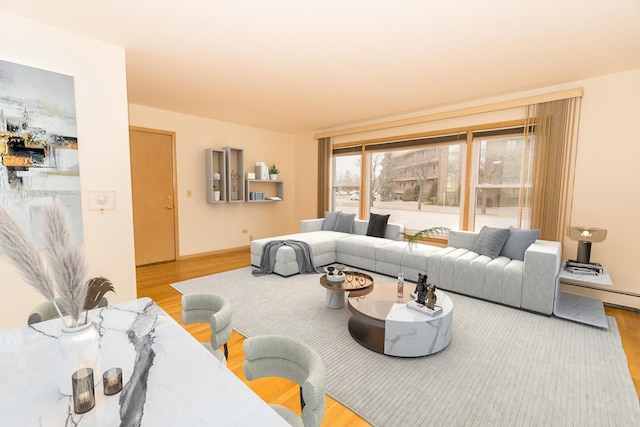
[529,98,581,241]
[317,137,331,217]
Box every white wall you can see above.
[0,11,137,330]
[566,69,640,308]
[128,105,298,255]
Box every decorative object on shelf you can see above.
[212,172,221,201]
[72,368,96,414]
[255,162,268,180]
[0,202,113,394]
[103,367,123,395]
[230,170,239,200]
[566,226,607,265]
[269,163,279,180]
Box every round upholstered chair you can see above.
[181,293,232,364]
[27,296,109,326]
[244,335,326,427]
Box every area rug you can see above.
[171,267,640,427]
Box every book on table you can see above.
[406,300,442,316]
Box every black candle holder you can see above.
[72,368,95,414]
[103,367,123,395]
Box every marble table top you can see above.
[0,297,288,426]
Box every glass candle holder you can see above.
[103,367,123,395]
[72,368,95,414]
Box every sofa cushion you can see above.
[334,213,356,233]
[448,230,478,251]
[474,226,509,258]
[322,211,341,231]
[500,226,540,261]
[366,213,390,238]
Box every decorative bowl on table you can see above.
[325,270,346,282]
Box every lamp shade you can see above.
[566,226,607,243]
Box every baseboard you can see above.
[179,245,250,261]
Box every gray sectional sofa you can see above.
[250,217,561,315]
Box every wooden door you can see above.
[129,128,178,265]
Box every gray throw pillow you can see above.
[334,213,356,233]
[474,226,510,258]
[322,211,341,231]
[500,226,540,261]
[366,213,390,238]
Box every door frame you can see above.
[129,125,180,264]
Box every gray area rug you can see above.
[171,267,640,426]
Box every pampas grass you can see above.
[44,203,88,326]
[0,202,92,327]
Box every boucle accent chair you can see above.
[181,294,232,364]
[27,296,109,325]
[244,335,326,427]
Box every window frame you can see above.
[330,120,529,239]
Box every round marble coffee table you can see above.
[319,271,374,309]
[348,282,453,357]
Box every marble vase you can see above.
[56,322,101,395]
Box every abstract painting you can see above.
[0,59,83,249]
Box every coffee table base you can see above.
[326,289,346,309]
[348,314,385,354]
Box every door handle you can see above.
[166,205,173,209]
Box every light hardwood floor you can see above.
[136,249,639,426]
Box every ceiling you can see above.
[1,0,639,134]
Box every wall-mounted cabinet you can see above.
[246,179,284,202]
[205,148,226,203]
[224,146,244,203]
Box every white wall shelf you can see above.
[205,148,226,203]
[225,146,244,203]
[246,179,284,202]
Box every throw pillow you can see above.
[366,213,390,238]
[500,226,541,261]
[474,226,510,258]
[333,213,356,233]
[322,211,341,231]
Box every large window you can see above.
[332,154,361,215]
[471,131,533,231]
[331,125,533,234]
[332,135,466,232]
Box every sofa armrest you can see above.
[521,240,561,315]
[386,222,405,241]
[301,219,324,233]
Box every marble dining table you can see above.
[0,297,288,426]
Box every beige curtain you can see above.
[317,137,331,217]
[529,98,581,241]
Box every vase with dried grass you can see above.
[0,202,114,395]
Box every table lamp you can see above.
[566,226,607,264]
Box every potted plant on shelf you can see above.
[212,172,221,201]
[269,164,280,181]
